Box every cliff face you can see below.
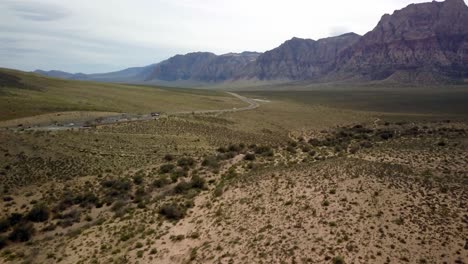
[145,52,261,82]
[336,0,468,81]
[250,33,361,80]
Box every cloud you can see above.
[3,0,69,21]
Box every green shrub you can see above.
[160,164,175,174]
[133,174,144,185]
[8,222,34,242]
[0,219,10,233]
[0,235,7,249]
[27,204,49,222]
[244,153,256,161]
[332,256,345,264]
[286,146,296,153]
[217,146,228,153]
[190,175,205,189]
[174,181,191,194]
[177,157,195,167]
[159,204,185,220]
[163,154,174,161]
[201,156,220,168]
[153,176,171,188]
[254,146,272,155]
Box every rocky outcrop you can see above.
[336,0,468,81]
[250,33,361,80]
[145,52,261,82]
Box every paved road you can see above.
[20,92,259,131]
[174,92,259,115]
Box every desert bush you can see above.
[217,146,228,153]
[158,203,185,220]
[217,151,237,160]
[360,141,373,148]
[332,256,345,264]
[0,235,7,249]
[244,153,256,161]
[160,164,175,174]
[308,138,321,146]
[254,146,272,156]
[171,168,188,181]
[190,175,205,189]
[133,175,144,185]
[8,222,34,242]
[163,154,174,161]
[201,156,220,168]
[27,203,49,222]
[379,131,393,140]
[101,178,132,198]
[0,219,11,233]
[174,181,191,194]
[228,144,242,152]
[177,157,195,167]
[301,145,311,152]
[152,176,171,188]
[286,146,296,153]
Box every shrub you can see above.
[7,213,23,226]
[163,154,174,161]
[153,176,171,188]
[228,144,242,152]
[190,175,205,189]
[360,141,373,148]
[254,146,271,155]
[177,157,195,167]
[174,181,191,194]
[301,145,311,153]
[0,235,7,249]
[332,256,345,264]
[171,168,188,180]
[0,219,10,233]
[286,146,296,153]
[380,132,393,140]
[217,146,228,153]
[8,222,34,242]
[308,138,321,146]
[159,204,185,220]
[133,175,144,185]
[27,204,49,222]
[160,164,175,174]
[201,156,220,168]
[244,153,256,161]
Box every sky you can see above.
[0,0,464,73]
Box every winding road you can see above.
[19,92,260,131]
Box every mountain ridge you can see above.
[35,0,468,85]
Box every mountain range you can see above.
[35,0,468,85]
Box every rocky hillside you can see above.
[336,0,468,82]
[249,33,361,80]
[35,0,468,84]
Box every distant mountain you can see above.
[248,33,361,80]
[34,70,87,80]
[35,0,468,85]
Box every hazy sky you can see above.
[0,0,464,73]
